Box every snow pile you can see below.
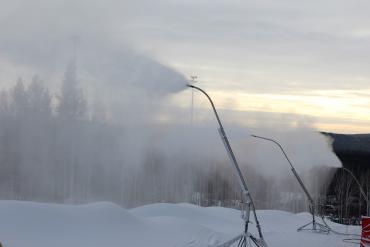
[0,201,360,247]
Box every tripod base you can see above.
[216,232,267,247]
[238,233,268,247]
[297,220,331,234]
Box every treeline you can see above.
[0,61,128,204]
[0,60,234,208]
[0,61,333,212]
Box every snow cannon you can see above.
[251,135,331,234]
[187,83,268,247]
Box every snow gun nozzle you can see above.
[187,84,195,88]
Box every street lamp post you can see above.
[187,84,267,247]
[189,76,198,124]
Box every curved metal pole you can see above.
[251,135,315,208]
[187,85,223,128]
[187,84,265,243]
[251,134,330,233]
[252,135,369,214]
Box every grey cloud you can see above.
[120,0,370,92]
[1,0,370,94]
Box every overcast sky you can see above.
[1,0,370,133]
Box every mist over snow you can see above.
[133,121,342,211]
[0,0,344,214]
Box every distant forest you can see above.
[0,60,241,208]
[0,60,138,205]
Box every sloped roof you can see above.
[324,133,370,154]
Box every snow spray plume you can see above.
[0,0,342,214]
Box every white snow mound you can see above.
[0,200,361,247]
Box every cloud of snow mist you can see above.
[0,0,189,97]
[239,126,341,210]
[122,103,342,211]
[0,0,343,213]
[0,0,193,207]
[243,127,341,175]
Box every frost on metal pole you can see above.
[187,84,268,247]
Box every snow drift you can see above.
[0,200,360,247]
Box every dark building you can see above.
[324,133,370,224]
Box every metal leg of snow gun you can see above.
[297,205,331,233]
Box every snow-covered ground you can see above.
[0,200,361,247]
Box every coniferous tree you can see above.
[0,90,9,115]
[0,90,10,198]
[10,78,28,117]
[27,75,52,118]
[7,78,30,198]
[56,60,87,202]
[57,60,86,120]
[24,76,53,200]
